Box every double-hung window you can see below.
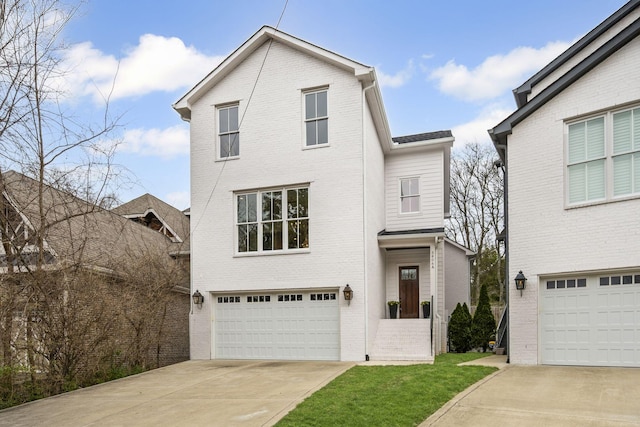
[400,177,420,213]
[612,107,640,196]
[566,106,640,205]
[236,186,309,253]
[567,117,605,204]
[218,104,239,158]
[304,89,328,146]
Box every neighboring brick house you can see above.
[0,171,189,370]
[174,26,471,362]
[490,0,640,366]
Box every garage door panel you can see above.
[215,291,339,361]
[542,274,640,367]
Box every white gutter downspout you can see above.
[434,236,442,355]
[362,78,376,360]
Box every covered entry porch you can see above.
[369,229,444,361]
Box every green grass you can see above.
[275,353,496,427]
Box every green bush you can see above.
[448,302,473,352]
[472,284,496,352]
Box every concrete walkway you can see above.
[0,360,353,427]
[423,359,640,426]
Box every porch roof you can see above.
[377,228,445,249]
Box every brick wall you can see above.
[507,36,640,364]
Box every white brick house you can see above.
[174,26,470,362]
[490,0,640,366]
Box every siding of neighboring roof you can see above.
[2,171,175,272]
[113,193,191,250]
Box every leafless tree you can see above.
[447,142,504,305]
[0,0,149,403]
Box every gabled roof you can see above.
[113,193,190,250]
[173,25,394,152]
[0,171,175,273]
[490,0,640,159]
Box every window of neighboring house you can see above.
[612,107,640,196]
[567,106,640,205]
[218,104,239,159]
[400,177,420,213]
[567,116,605,204]
[236,186,308,253]
[304,89,328,147]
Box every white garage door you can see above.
[214,290,340,360]
[541,273,640,367]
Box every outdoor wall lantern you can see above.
[192,290,204,308]
[343,284,353,305]
[514,271,527,296]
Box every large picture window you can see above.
[567,106,640,205]
[218,104,239,158]
[304,89,328,146]
[236,186,309,253]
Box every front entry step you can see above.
[369,319,432,361]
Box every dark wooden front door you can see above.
[399,266,419,318]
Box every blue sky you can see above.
[61,0,627,209]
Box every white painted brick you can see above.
[507,35,640,365]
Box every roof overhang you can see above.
[489,15,640,162]
[173,25,375,122]
[377,228,445,249]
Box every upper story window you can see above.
[567,106,640,205]
[304,89,328,147]
[236,186,309,254]
[400,177,420,213]
[612,107,640,196]
[567,116,605,203]
[218,104,239,159]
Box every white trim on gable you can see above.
[122,208,183,243]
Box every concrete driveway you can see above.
[0,360,353,427]
[423,363,640,426]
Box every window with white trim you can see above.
[567,106,640,205]
[236,186,309,253]
[218,104,239,158]
[304,89,328,146]
[400,177,420,213]
[612,107,640,196]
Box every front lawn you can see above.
[276,353,496,427]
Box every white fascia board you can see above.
[377,233,442,249]
[173,26,374,121]
[123,208,183,243]
[389,137,455,154]
[362,71,394,154]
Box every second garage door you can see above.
[214,290,340,360]
[540,272,640,367]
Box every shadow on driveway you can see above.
[0,360,353,427]
[423,364,640,426]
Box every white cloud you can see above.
[119,125,189,159]
[430,41,572,102]
[377,60,414,88]
[61,34,224,103]
[165,191,190,210]
[451,105,515,148]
